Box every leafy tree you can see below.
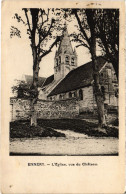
[70,9,105,127]
[12,80,32,99]
[70,9,119,127]
[96,9,119,79]
[10,8,63,126]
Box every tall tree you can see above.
[70,9,119,127]
[10,8,62,126]
[96,9,119,79]
[71,9,106,127]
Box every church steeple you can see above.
[57,23,74,55]
[54,23,77,81]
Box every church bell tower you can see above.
[54,23,77,81]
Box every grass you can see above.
[10,121,65,138]
[38,119,118,138]
[10,119,118,138]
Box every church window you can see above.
[101,86,105,94]
[73,91,77,97]
[62,94,65,99]
[59,94,62,100]
[79,89,83,100]
[69,92,72,98]
[71,57,74,65]
[65,56,70,64]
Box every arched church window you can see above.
[79,89,83,100]
[59,94,62,100]
[71,57,74,66]
[101,86,105,94]
[73,91,77,97]
[65,56,70,64]
[69,92,72,98]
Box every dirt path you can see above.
[10,128,118,155]
[55,129,89,138]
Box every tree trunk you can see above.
[30,9,39,126]
[85,9,106,128]
[92,56,106,127]
[30,98,37,127]
[94,88,106,127]
[30,59,40,126]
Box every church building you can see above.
[38,25,118,113]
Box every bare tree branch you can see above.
[39,36,60,60]
[71,32,89,49]
[23,8,32,33]
[72,9,90,46]
[39,9,50,27]
[37,18,54,51]
[76,43,89,49]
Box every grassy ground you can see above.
[10,119,118,138]
[10,121,65,138]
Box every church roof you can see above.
[48,57,106,97]
[42,74,54,87]
[57,24,74,55]
[24,75,46,87]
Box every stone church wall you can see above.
[10,98,79,121]
[79,86,95,113]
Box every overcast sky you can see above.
[9,32,91,79]
[8,9,93,83]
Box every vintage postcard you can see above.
[1,0,125,193]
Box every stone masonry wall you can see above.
[10,98,79,121]
[79,86,95,113]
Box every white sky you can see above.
[9,9,92,82]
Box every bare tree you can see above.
[10,8,63,126]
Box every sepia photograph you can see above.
[9,8,119,156]
[1,1,125,193]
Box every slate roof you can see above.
[48,57,106,97]
[42,74,54,87]
[24,75,46,87]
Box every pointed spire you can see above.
[57,22,74,55]
[62,22,69,38]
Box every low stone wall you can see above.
[10,98,79,121]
